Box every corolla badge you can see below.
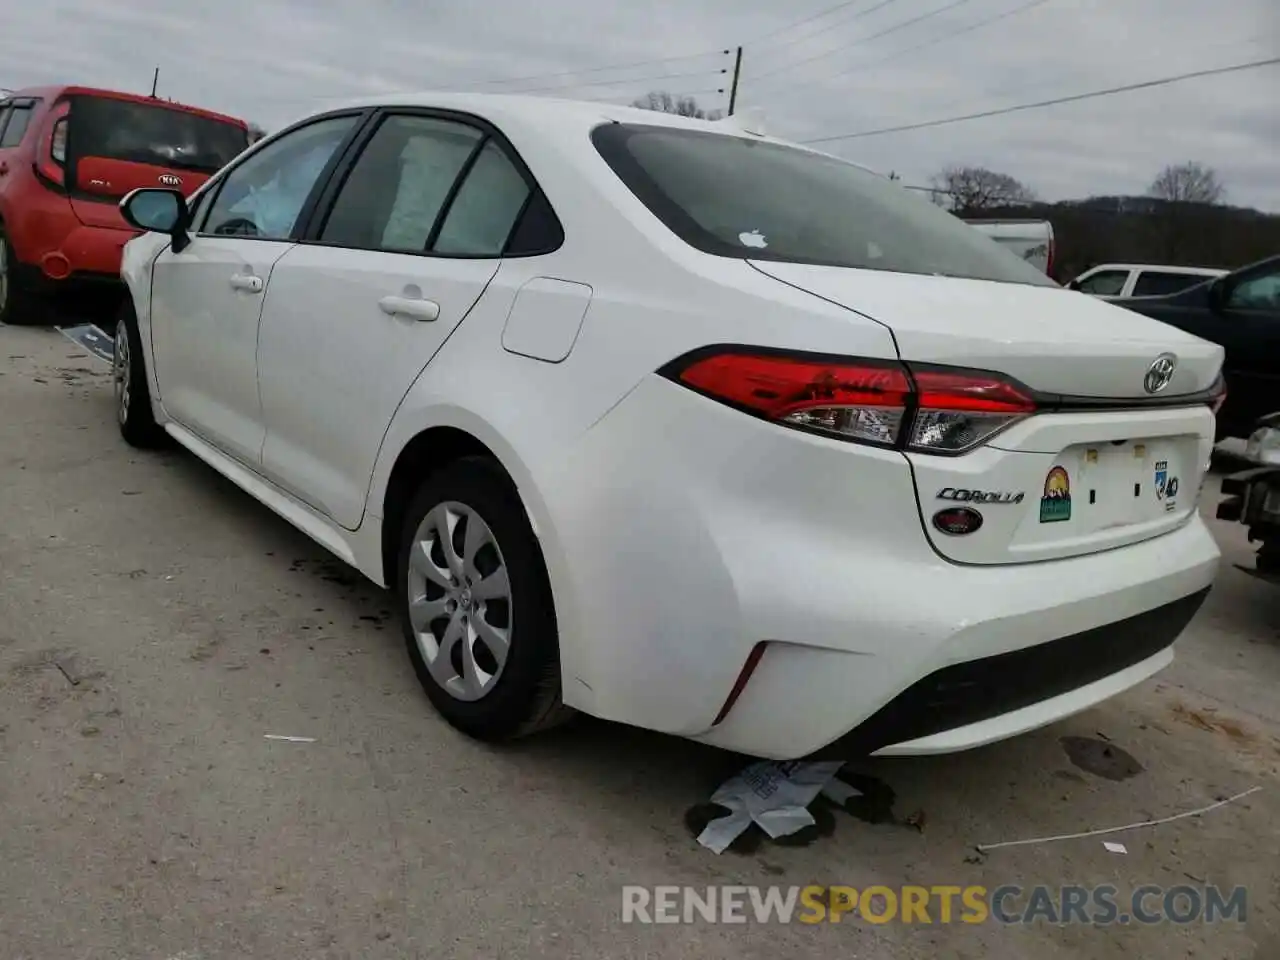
[158,174,183,187]
[1143,353,1177,394]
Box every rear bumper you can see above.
[41,223,138,280]
[809,587,1208,758]
[537,375,1222,760]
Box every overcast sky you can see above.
[4,0,1277,209]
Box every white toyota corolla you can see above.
[113,93,1224,760]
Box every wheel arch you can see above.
[372,413,558,599]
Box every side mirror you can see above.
[1066,278,1080,290]
[120,188,191,252]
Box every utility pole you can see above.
[727,46,743,116]
[150,67,159,98]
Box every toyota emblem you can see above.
[1143,353,1177,394]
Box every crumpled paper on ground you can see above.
[696,760,861,853]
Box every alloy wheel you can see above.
[114,321,131,425]
[406,501,513,702]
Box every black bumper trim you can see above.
[809,586,1211,759]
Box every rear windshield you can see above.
[70,96,248,173]
[592,123,1056,287]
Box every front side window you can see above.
[202,114,358,240]
[1074,270,1129,296]
[1227,264,1280,311]
[591,123,1055,286]
[0,105,33,148]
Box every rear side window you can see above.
[1074,270,1129,296]
[433,139,530,256]
[592,122,1055,286]
[0,105,33,147]
[69,96,248,173]
[1131,271,1209,297]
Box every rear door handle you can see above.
[229,273,264,294]
[0,162,9,175]
[379,295,440,322]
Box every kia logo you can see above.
[1144,354,1177,394]
[158,174,182,187]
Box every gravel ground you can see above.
[2,321,1277,959]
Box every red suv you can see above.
[0,85,250,325]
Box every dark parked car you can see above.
[1111,254,1280,439]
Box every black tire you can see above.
[397,456,573,741]
[0,225,45,326]
[113,299,168,448]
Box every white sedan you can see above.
[113,93,1224,760]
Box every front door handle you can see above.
[229,273,264,294]
[379,295,440,322]
[0,162,9,176]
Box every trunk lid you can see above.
[750,261,1223,564]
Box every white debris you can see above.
[696,760,856,854]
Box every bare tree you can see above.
[1148,162,1225,205]
[631,91,723,121]
[931,165,1037,215]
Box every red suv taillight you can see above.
[662,348,1036,455]
[35,100,71,190]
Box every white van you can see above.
[965,219,1055,275]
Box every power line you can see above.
[746,0,903,54]
[749,0,976,85]
[513,67,729,95]
[799,56,1280,144]
[460,49,730,88]
[754,0,1054,100]
[575,87,727,105]
[238,50,732,103]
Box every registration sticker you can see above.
[1039,466,1072,523]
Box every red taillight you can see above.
[35,101,71,190]
[664,349,1036,454]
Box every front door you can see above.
[147,113,361,465]
[256,112,535,528]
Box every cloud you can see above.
[4,0,1277,208]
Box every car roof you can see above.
[6,84,247,127]
[285,90,876,169]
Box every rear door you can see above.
[64,94,249,228]
[256,111,536,528]
[149,113,361,465]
